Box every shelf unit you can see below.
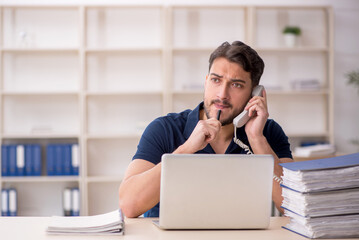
[0,4,333,216]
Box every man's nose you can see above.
[217,83,230,100]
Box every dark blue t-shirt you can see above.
[132,102,292,217]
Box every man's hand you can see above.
[244,89,269,139]
[175,118,221,154]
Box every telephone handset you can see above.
[232,85,265,128]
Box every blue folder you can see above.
[8,145,17,176]
[55,145,63,175]
[16,145,25,176]
[25,145,33,176]
[46,145,56,176]
[1,145,9,176]
[280,152,359,171]
[63,144,72,175]
[71,144,79,176]
[32,145,42,176]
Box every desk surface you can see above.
[0,216,356,240]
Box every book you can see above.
[46,209,124,235]
[280,152,359,238]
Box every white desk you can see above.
[0,216,355,240]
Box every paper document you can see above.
[46,209,124,235]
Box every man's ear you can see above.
[205,75,208,87]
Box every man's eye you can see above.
[232,83,242,88]
[211,78,220,83]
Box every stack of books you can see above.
[46,209,124,235]
[280,152,359,238]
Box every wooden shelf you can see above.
[267,89,330,95]
[85,91,163,97]
[2,48,79,53]
[1,176,80,183]
[286,132,330,138]
[86,176,123,183]
[85,48,162,53]
[1,133,80,139]
[86,134,142,140]
[256,47,329,52]
[172,47,215,52]
[2,91,79,96]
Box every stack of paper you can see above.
[280,152,359,238]
[293,144,335,158]
[290,79,320,90]
[46,209,124,235]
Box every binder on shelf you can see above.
[8,188,17,216]
[63,145,72,176]
[71,144,79,176]
[46,145,56,176]
[63,188,72,216]
[55,145,63,176]
[32,144,42,176]
[280,152,359,238]
[1,145,9,177]
[8,145,17,176]
[25,145,33,176]
[16,145,25,176]
[71,188,80,216]
[1,189,9,216]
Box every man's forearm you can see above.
[119,162,162,218]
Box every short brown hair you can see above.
[208,41,264,87]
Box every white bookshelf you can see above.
[0,4,333,216]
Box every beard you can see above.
[204,99,242,126]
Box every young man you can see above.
[119,41,293,218]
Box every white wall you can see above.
[1,0,359,154]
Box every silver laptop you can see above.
[154,154,274,229]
